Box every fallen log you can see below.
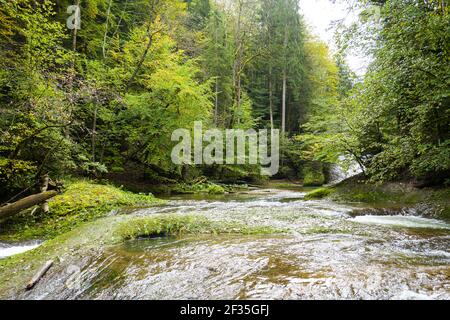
[26,260,54,290]
[0,190,58,220]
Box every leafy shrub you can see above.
[302,163,325,186]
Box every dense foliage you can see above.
[299,0,449,185]
[0,0,448,200]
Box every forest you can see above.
[0,0,449,301]
[0,0,448,198]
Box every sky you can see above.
[299,0,369,75]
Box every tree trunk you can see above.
[40,174,50,214]
[0,191,58,220]
[125,0,161,92]
[92,105,98,162]
[233,0,243,126]
[214,23,219,126]
[282,21,288,135]
[214,77,219,126]
[269,64,274,131]
[125,23,156,91]
[282,70,286,134]
[72,0,80,52]
[102,0,113,58]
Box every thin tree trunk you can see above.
[126,24,155,91]
[281,20,288,135]
[214,20,220,126]
[233,0,243,126]
[269,64,274,131]
[102,0,113,58]
[267,14,274,131]
[99,138,106,164]
[72,0,80,52]
[92,105,98,162]
[214,78,219,126]
[282,71,286,134]
[125,1,160,91]
[40,174,50,214]
[111,0,129,40]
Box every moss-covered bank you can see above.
[0,180,163,241]
[304,177,450,219]
[115,215,282,240]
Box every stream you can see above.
[9,188,450,300]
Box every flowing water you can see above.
[18,188,450,300]
[0,241,42,259]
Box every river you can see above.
[7,187,450,300]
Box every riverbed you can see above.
[6,187,450,300]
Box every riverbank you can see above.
[0,180,163,242]
[305,176,450,220]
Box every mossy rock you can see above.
[172,182,226,195]
[115,215,283,240]
[331,177,450,219]
[304,187,335,200]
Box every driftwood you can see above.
[26,260,54,290]
[0,190,58,220]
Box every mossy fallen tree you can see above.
[0,179,163,242]
[0,191,58,220]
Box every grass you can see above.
[0,179,162,241]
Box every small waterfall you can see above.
[0,241,42,259]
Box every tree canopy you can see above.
[0,0,448,199]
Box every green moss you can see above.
[0,215,125,297]
[266,180,303,190]
[302,163,325,187]
[437,205,450,220]
[172,182,226,195]
[0,179,162,241]
[330,179,450,220]
[304,187,335,200]
[115,215,284,240]
[0,214,283,297]
[206,184,227,195]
